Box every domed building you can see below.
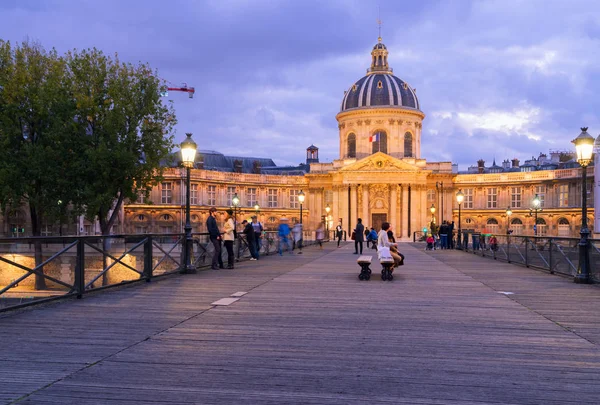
[306,37,453,239]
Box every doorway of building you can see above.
[371,213,387,231]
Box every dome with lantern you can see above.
[340,37,420,112]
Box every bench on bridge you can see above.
[378,247,395,281]
[357,255,372,280]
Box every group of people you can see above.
[276,218,306,255]
[350,219,404,268]
[206,207,264,270]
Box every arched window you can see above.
[372,130,387,154]
[511,218,523,225]
[536,217,547,236]
[404,132,413,157]
[347,133,356,158]
[510,218,523,235]
[487,218,498,225]
[558,217,570,237]
[486,218,499,234]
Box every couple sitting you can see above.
[377,222,404,267]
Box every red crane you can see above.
[160,81,195,98]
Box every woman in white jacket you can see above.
[223,209,236,269]
[377,222,403,268]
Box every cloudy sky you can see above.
[2,0,600,169]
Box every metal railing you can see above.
[456,233,600,282]
[0,231,321,312]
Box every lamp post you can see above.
[232,192,240,235]
[325,204,331,238]
[531,194,541,236]
[297,190,305,254]
[180,133,197,274]
[456,190,464,250]
[572,127,594,284]
[436,182,444,224]
[506,206,512,234]
[430,203,436,234]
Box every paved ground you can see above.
[1,242,599,404]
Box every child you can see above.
[489,234,498,251]
[426,234,434,250]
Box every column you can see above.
[332,186,340,230]
[350,185,358,230]
[390,185,397,237]
[410,185,420,239]
[401,185,409,239]
[421,185,427,232]
[362,186,369,226]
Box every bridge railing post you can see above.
[75,239,85,298]
[144,235,153,281]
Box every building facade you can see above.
[1,37,597,239]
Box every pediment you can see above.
[338,152,421,172]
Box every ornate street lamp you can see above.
[254,203,260,218]
[572,127,594,284]
[232,192,240,235]
[531,194,541,236]
[180,133,197,274]
[456,190,464,250]
[430,203,436,225]
[506,206,512,234]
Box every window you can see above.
[487,188,497,208]
[536,218,547,236]
[510,218,524,235]
[427,190,435,203]
[207,185,216,206]
[377,80,383,89]
[511,186,521,208]
[289,189,300,209]
[463,188,473,209]
[137,214,145,221]
[161,182,172,204]
[347,133,356,158]
[268,189,278,208]
[190,184,199,205]
[162,214,171,221]
[486,218,499,234]
[41,224,52,237]
[404,132,413,157]
[268,216,277,223]
[558,184,569,207]
[135,226,147,234]
[558,217,570,237]
[246,187,257,207]
[371,131,387,154]
[226,186,237,206]
[535,185,545,208]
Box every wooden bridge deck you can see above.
[1,242,599,404]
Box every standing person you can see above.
[316,222,325,249]
[223,209,235,269]
[278,218,292,255]
[335,223,343,248]
[241,220,258,260]
[354,218,365,255]
[206,207,224,270]
[251,216,263,258]
[364,226,371,248]
[439,221,449,249]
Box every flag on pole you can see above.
[369,133,380,142]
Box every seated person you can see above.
[377,222,404,268]
[426,234,434,250]
[367,228,378,249]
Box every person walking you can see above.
[292,222,303,254]
[223,209,235,268]
[241,220,258,260]
[316,222,325,249]
[354,218,364,255]
[278,218,292,255]
[335,223,343,248]
[206,207,224,270]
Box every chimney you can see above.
[477,159,485,174]
[511,158,520,168]
[502,159,511,170]
[252,160,261,174]
[233,159,243,173]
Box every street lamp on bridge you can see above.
[180,133,197,274]
[572,127,594,284]
[456,189,464,250]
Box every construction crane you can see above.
[160,82,195,99]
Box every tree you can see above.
[66,49,175,277]
[0,40,78,289]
